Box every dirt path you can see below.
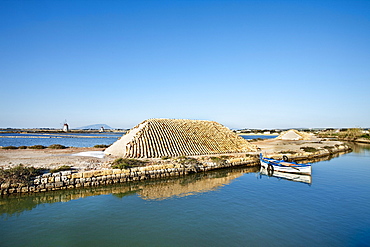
[0,148,115,171]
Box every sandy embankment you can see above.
[252,139,346,155]
[0,138,350,172]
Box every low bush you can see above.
[0,165,42,185]
[324,146,335,150]
[48,144,67,149]
[28,145,46,149]
[361,134,370,139]
[18,146,27,149]
[245,154,258,158]
[210,156,226,164]
[50,165,72,173]
[111,158,146,169]
[2,146,18,150]
[300,146,318,153]
[279,150,297,154]
[176,156,200,166]
[94,144,109,148]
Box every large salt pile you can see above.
[105,118,257,158]
[275,129,314,141]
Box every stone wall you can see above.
[0,143,352,195]
[0,157,259,195]
[267,143,351,161]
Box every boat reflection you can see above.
[259,166,312,185]
[0,166,259,216]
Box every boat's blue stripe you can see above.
[260,158,311,168]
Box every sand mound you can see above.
[276,129,314,141]
[105,118,257,158]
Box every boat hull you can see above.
[259,154,312,175]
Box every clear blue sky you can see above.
[1,0,369,129]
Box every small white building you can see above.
[63,123,69,132]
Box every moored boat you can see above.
[259,153,312,175]
[259,166,312,184]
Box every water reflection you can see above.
[0,166,259,216]
[348,142,370,154]
[0,149,359,217]
[257,151,355,185]
[259,166,312,185]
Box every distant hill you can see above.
[75,124,113,130]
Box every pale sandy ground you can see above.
[251,139,344,155]
[0,139,345,171]
[0,148,115,171]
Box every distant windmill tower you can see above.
[62,120,69,132]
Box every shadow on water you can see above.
[0,166,259,217]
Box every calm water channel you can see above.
[1,143,370,246]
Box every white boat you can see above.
[259,153,312,175]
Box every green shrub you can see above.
[279,150,297,154]
[245,154,258,158]
[2,146,18,150]
[300,146,318,153]
[28,145,46,149]
[324,146,335,150]
[176,156,200,165]
[48,144,67,149]
[161,156,171,160]
[361,134,370,139]
[50,165,72,173]
[94,144,109,148]
[210,156,226,164]
[0,165,42,185]
[18,146,27,149]
[111,158,146,169]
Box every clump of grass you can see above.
[361,134,370,139]
[28,145,46,149]
[161,156,171,160]
[324,146,335,150]
[50,165,72,173]
[279,150,298,154]
[250,138,264,142]
[48,144,67,149]
[210,156,226,164]
[2,146,18,150]
[0,165,42,185]
[18,146,27,149]
[176,156,200,166]
[245,154,258,158]
[94,144,109,148]
[300,146,318,153]
[111,158,147,169]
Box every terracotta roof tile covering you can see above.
[105,118,257,158]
